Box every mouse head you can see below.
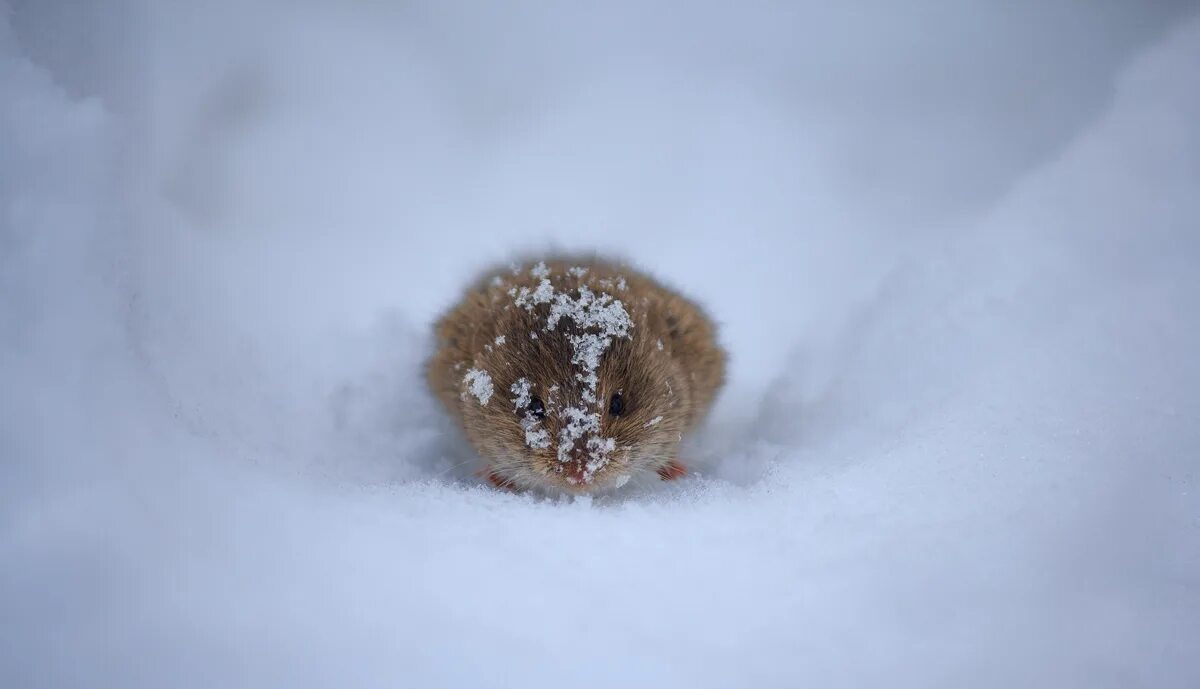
[454,262,695,493]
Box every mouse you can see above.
[428,257,725,493]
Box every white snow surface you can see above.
[2,2,1199,688]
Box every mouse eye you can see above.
[608,392,625,417]
[527,396,546,420]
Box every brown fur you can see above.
[428,256,725,493]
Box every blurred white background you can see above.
[2,2,1198,687]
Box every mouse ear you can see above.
[652,293,727,416]
[664,312,683,340]
[659,295,705,344]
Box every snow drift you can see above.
[2,2,1198,687]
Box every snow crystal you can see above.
[521,417,551,450]
[557,405,600,463]
[569,333,608,401]
[553,404,618,481]
[587,436,615,455]
[545,286,632,337]
[512,278,554,311]
[568,266,589,278]
[494,335,506,346]
[643,415,664,428]
[510,379,552,450]
[656,339,664,351]
[510,377,532,409]
[580,437,617,482]
[530,261,550,279]
[462,368,494,406]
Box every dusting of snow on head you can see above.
[510,378,533,410]
[558,406,600,463]
[503,265,634,484]
[521,418,551,450]
[543,285,633,405]
[583,436,617,480]
[545,285,632,338]
[462,368,494,406]
[643,415,664,428]
[512,378,551,449]
[555,402,615,482]
[494,335,506,346]
[554,407,618,483]
[512,278,554,311]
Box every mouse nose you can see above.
[562,441,591,484]
[564,460,588,484]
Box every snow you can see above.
[462,368,494,406]
[521,420,552,451]
[556,405,602,466]
[511,277,555,310]
[510,376,552,450]
[509,377,533,410]
[549,285,633,405]
[2,3,1199,689]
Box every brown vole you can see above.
[428,257,725,493]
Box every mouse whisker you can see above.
[435,456,485,480]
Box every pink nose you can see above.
[563,446,590,483]
[558,440,595,484]
[564,461,588,483]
